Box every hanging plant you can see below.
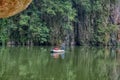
[0,0,32,18]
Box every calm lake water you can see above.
[0,46,120,80]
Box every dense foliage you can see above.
[0,0,119,46]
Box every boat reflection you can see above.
[51,52,65,59]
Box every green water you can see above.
[0,46,120,80]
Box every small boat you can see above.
[51,49,65,53]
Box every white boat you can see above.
[51,50,65,53]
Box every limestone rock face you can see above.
[0,0,32,18]
[114,7,120,25]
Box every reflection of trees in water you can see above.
[69,47,120,80]
[108,47,120,80]
[0,47,50,80]
[115,47,120,80]
[0,47,120,80]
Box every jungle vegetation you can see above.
[0,0,119,46]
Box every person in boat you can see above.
[53,41,65,50]
[54,47,60,50]
[60,42,65,50]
